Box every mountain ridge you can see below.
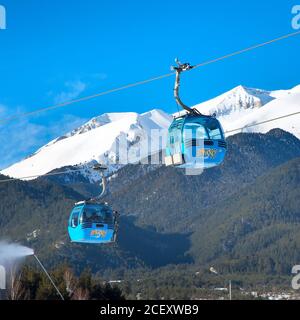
[2,83,300,179]
[0,129,299,278]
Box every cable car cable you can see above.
[224,110,300,135]
[0,167,91,183]
[0,30,299,126]
[0,110,299,184]
[33,254,65,300]
[192,30,300,70]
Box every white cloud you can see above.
[54,80,87,104]
[0,119,45,170]
[0,106,87,170]
[0,77,95,170]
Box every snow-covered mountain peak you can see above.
[68,109,171,136]
[65,112,138,137]
[1,109,172,180]
[45,109,172,148]
[235,85,273,104]
[139,109,173,130]
[194,85,275,117]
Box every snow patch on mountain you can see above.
[193,85,275,117]
[223,84,300,137]
[188,84,300,139]
[1,109,172,180]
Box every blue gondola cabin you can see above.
[165,114,227,169]
[68,201,117,244]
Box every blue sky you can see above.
[0,0,299,169]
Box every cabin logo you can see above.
[197,148,217,159]
[0,265,5,290]
[292,5,300,29]
[90,230,107,238]
[0,5,6,30]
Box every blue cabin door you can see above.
[182,123,206,167]
[68,207,81,241]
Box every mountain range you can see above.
[0,83,300,292]
[1,83,300,180]
[0,128,299,278]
